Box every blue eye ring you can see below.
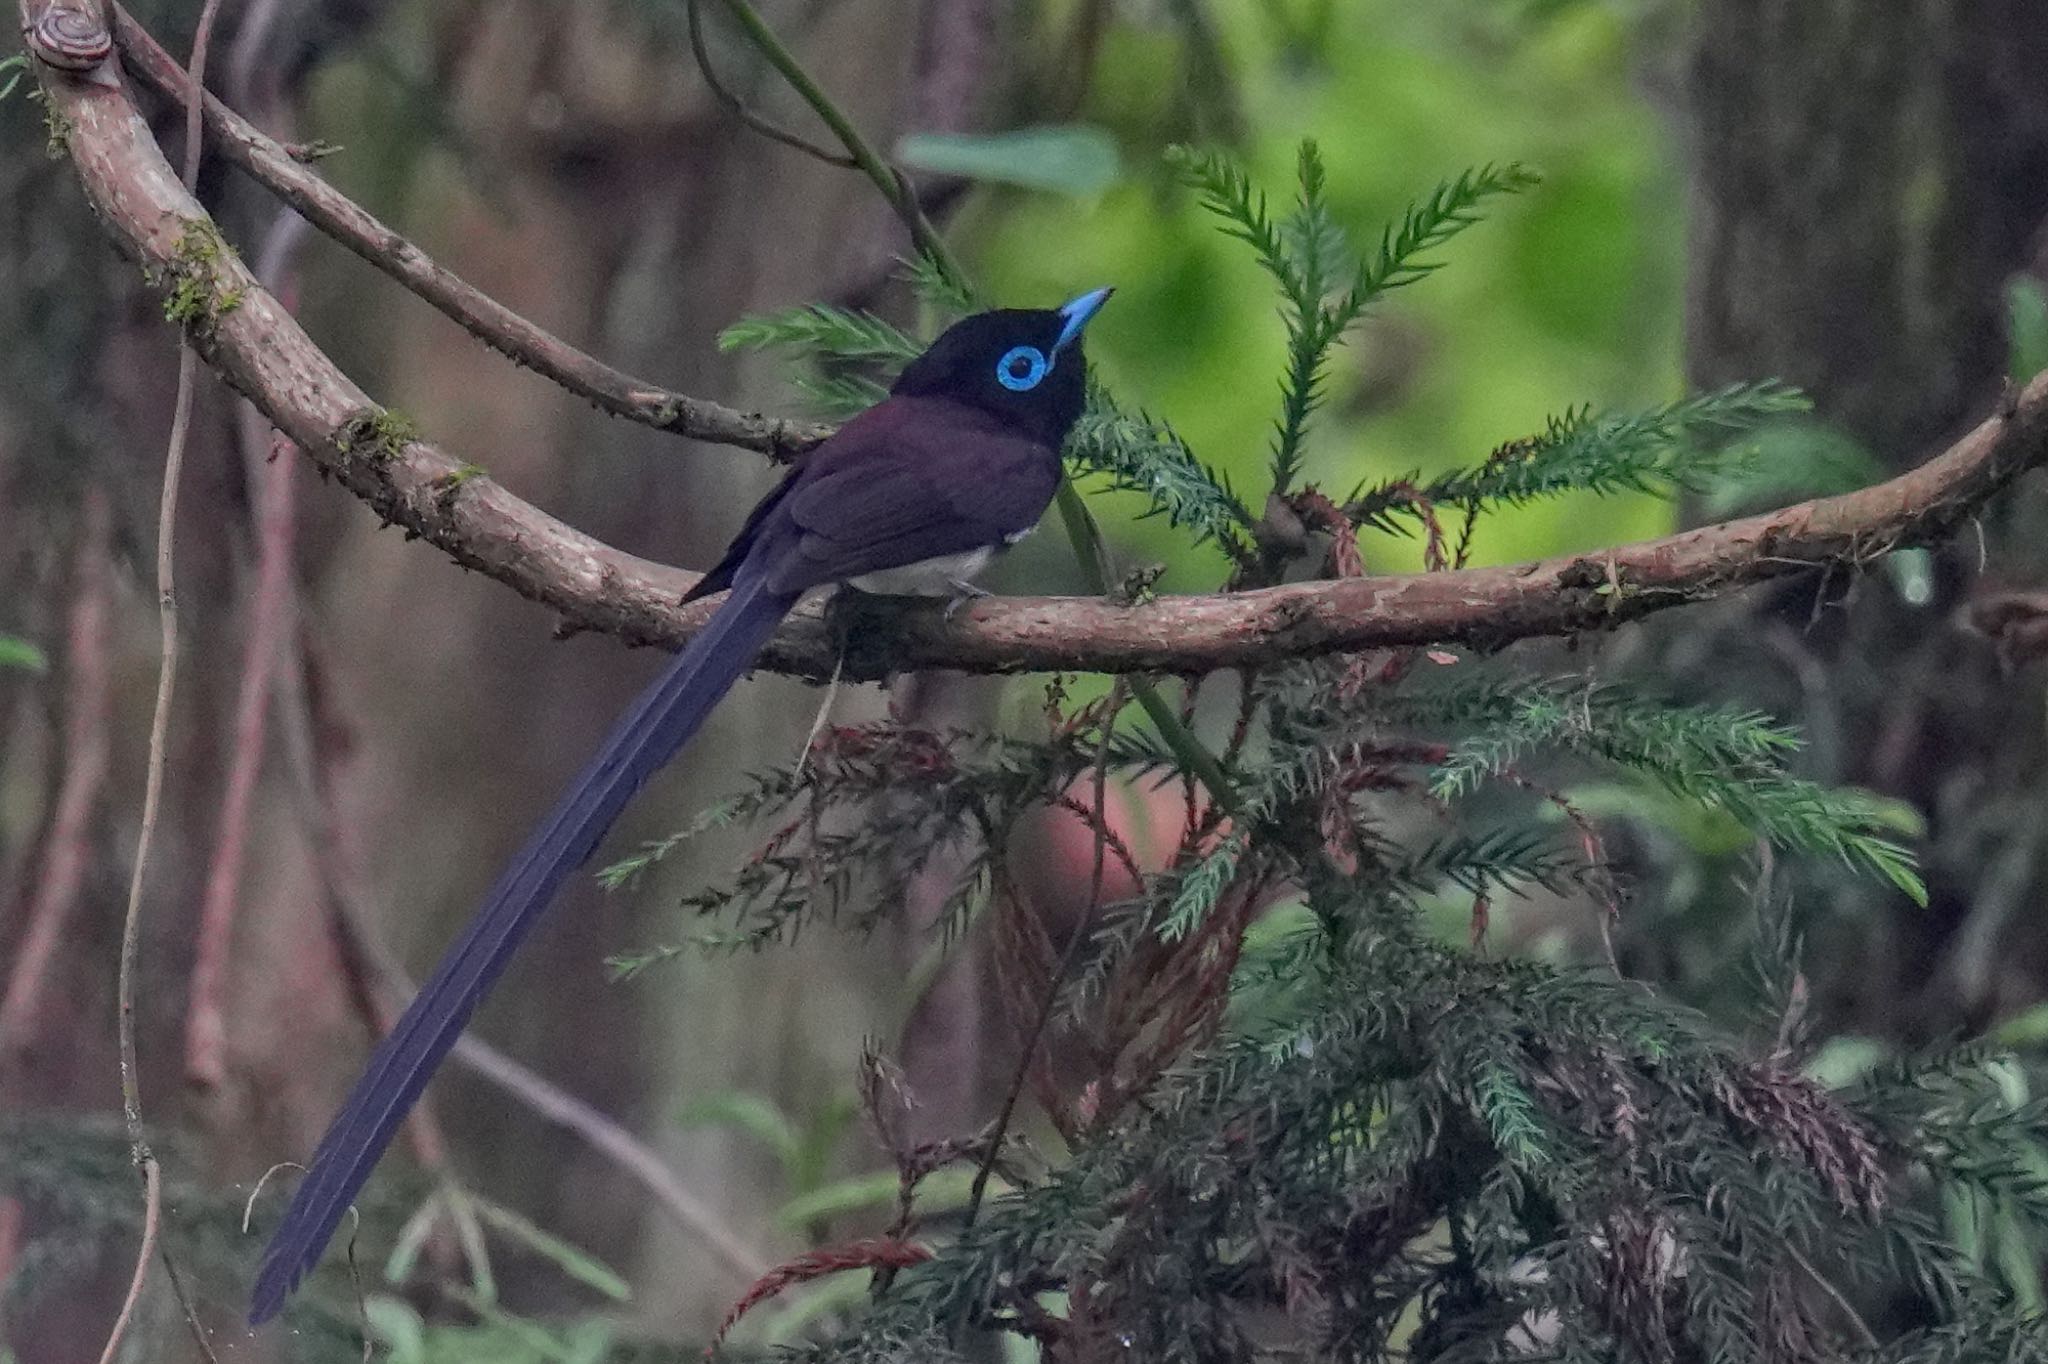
[996,345,1050,392]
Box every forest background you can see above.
[4,1,2048,1360]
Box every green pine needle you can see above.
[1171,141,1535,495]
[1415,678,1927,904]
[1068,404,1253,551]
[717,303,921,364]
[1469,1056,1553,1168]
[791,371,891,420]
[1356,381,1812,525]
[1161,830,1248,941]
[900,250,977,316]
[1346,162,1542,312]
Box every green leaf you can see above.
[788,1095,861,1193]
[678,1090,803,1171]
[1803,1034,1889,1088]
[1345,161,1541,313]
[442,1183,496,1303]
[1998,1002,2048,1050]
[2010,277,2048,384]
[1067,404,1252,551]
[0,637,46,673]
[384,1189,450,1288]
[440,1285,616,1363]
[750,1268,878,1344]
[470,1196,631,1302]
[1690,420,1885,519]
[1469,1057,1551,1168]
[363,1295,430,1364]
[900,251,975,315]
[895,125,1123,198]
[775,1167,980,1234]
[791,370,890,421]
[716,305,912,418]
[776,1170,901,1229]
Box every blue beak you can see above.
[1054,286,1114,353]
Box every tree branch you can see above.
[107,4,830,462]
[35,58,2048,679]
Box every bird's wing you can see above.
[762,397,1061,593]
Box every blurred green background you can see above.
[970,1,1684,585]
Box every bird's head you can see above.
[891,287,1112,446]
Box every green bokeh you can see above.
[969,2,1686,586]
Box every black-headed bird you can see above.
[250,288,1113,1323]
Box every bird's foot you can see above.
[943,580,991,621]
[823,586,919,678]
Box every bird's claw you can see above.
[943,580,990,621]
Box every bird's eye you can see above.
[996,345,1049,392]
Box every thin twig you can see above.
[108,4,827,462]
[158,1246,221,1363]
[97,353,193,1361]
[274,633,472,1288]
[1049,794,1146,889]
[96,1,229,1356]
[712,0,968,290]
[686,0,855,168]
[447,1035,769,1282]
[94,1156,161,1364]
[1784,1241,1879,1351]
[181,1,223,187]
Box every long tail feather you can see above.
[250,576,796,1323]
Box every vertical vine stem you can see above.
[85,0,231,1354]
[715,0,968,291]
[712,0,1242,816]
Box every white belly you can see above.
[847,546,996,597]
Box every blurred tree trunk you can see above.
[1683,1,2048,1031]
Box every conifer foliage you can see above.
[666,144,2048,1359]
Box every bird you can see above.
[248,287,1113,1324]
